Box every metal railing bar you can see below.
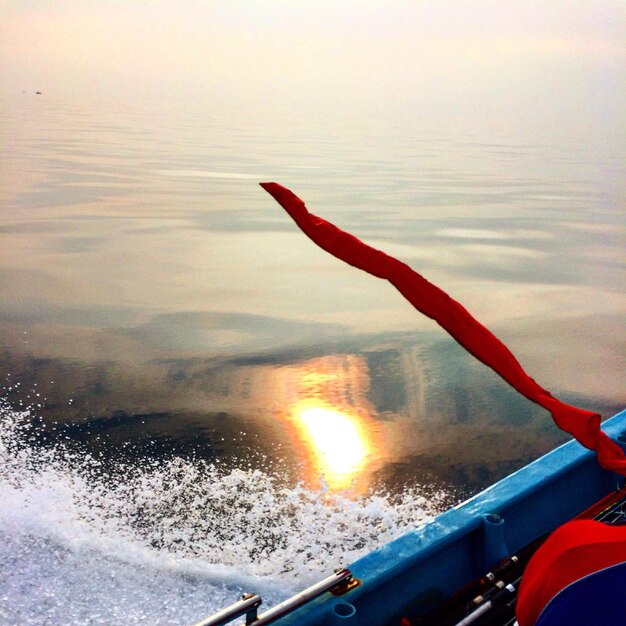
[191,568,355,626]
[191,593,262,626]
[250,568,354,625]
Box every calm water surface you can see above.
[0,93,624,624]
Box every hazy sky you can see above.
[1,1,625,131]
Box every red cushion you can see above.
[516,520,626,626]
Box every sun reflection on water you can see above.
[273,355,382,494]
[291,401,371,491]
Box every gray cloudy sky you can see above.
[1,1,624,138]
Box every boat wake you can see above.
[0,398,443,625]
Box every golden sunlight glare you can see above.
[292,402,370,491]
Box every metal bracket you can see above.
[330,569,361,596]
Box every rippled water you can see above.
[0,398,443,624]
[0,92,624,624]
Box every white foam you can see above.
[0,399,442,625]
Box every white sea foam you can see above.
[0,399,442,625]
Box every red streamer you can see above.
[260,182,626,475]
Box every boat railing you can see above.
[191,568,358,626]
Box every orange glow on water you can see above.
[290,400,371,491]
[268,354,383,493]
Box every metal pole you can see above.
[251,569,354,625]
[191,593,262,626]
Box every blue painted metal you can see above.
[274,409,626,626]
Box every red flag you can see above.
[260,182,626,475]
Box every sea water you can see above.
[0,397,442,625]
[0,92,624,625]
